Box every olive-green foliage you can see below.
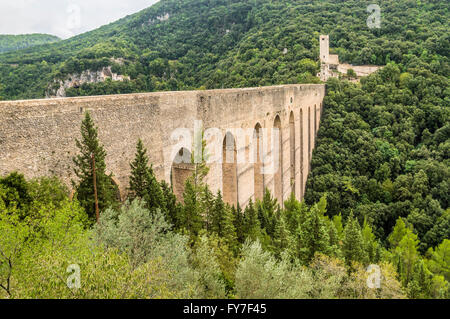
[235,241,405,299]
[93,199,172,268]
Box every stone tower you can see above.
[319,35,330,63]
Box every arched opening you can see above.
[289,112,295,194]
[222,132,238,207]
[273,115,283,204]
[171,147,194,202]
[253,123,264,201]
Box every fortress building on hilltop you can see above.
[318,35,382,81]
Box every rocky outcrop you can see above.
[46,66,130,98]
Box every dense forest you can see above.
[0,108,448,298]
[0,0,448,100]
[0,0,449,299]
[0,34,60,54]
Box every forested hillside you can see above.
[0,0,448,100]
[305,64,449,252]
[0,34,60,54]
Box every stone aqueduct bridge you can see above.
[0,84,325,207]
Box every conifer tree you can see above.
[325,218,341,257]
[388,218,409,249]
[209,191,237,250]
[332,213,344,240]
[72,112,118,222]
[181,180,203,236]
[297,204,330,264]
[257,189,278,237]
[407,259,432,299]
[211,191,225,235]
[128,139,166,213]
[233,203,245,243]
[128,139,149,200]
[273,213,293,256]
[394,228,420,285]
[243,199,261,242]
[221,205,238,251]
[179,130,210,236]
[283,192,303,234]
[160,180,182,228]
[201,185,215,231]
[361,218,379,263]
[342,213,367,267]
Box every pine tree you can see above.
[257,189,278,237]
[273,213,293,257]
[160,180,182,228]
[388,218,409,249]
[178,130,210,236]
[211,191,225,235]
[332,213,344,240]
[325,218,341,257]
[233,203,245,243]
[181,179,203,236]
[243,199,261,242]
[201,185,215,231]
[342,213,367,267]
[128,139,166,214]
[361,218,379,264]
[394,228,420,285]
[72,112,118,222]
[283,192,303,234]
[407,259,432,299]
[209,191,237,250]
[221,205,237,251]
[128,139,149,200]
[297,204,330,264]
[143,167,166,211]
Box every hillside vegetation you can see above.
[0,34,60,54]
[0,0,448,100]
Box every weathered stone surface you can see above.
[0,84,325,206]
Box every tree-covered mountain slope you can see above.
[305,65,449,253]
[0,34,60,54]
[0,0,448,100]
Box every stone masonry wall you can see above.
[0,84,325,206]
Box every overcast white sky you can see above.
[0,0,159,39]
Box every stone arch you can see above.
[253,123,264,201]
[171,147,194,202]
[289,111,295,194]
[273,115,283,204]
[299,109,304,199]
[222,132,238,207]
